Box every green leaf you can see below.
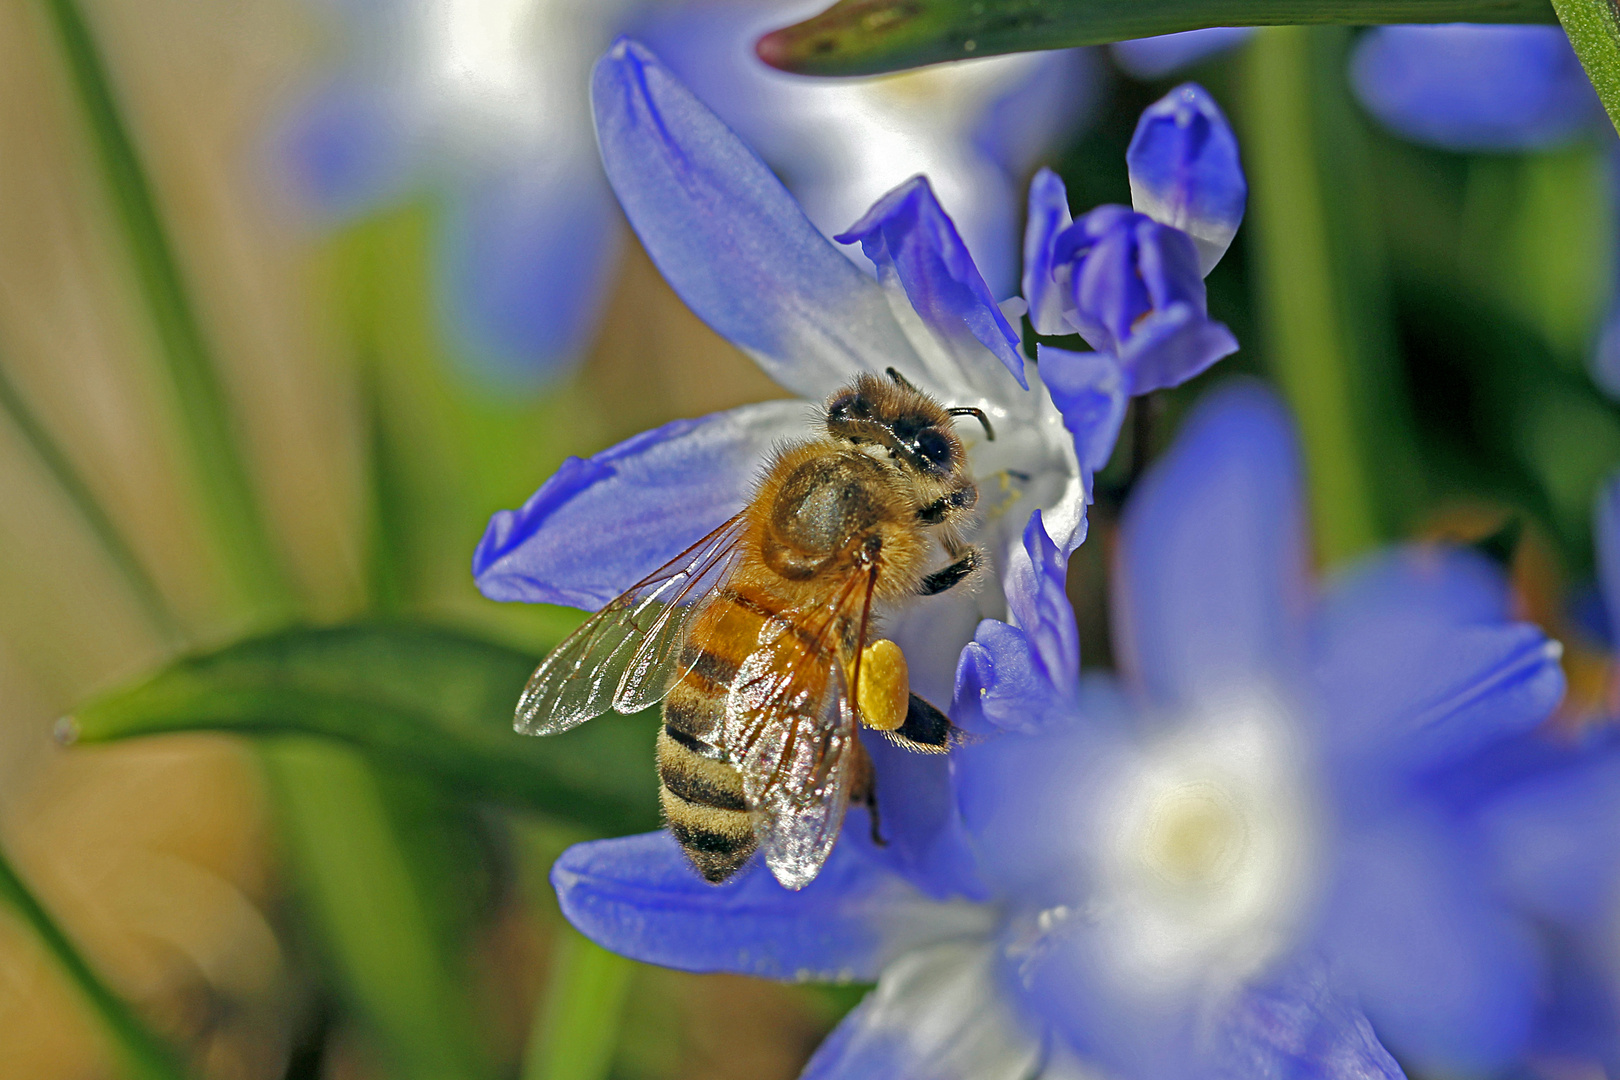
[757,0,1556,76]
[67,623,662,837]
[36,0,291,615]
[1552,0,1620,136]
[0,841,190,1080]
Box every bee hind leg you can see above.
[850,744,887,847]
[919,547,980,596]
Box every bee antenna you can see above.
[885,366,919,392]
[948,406,995,441]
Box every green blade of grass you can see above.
[36,0,289,614]
[0,840,189,1080]
[1552,0,1620,135]
[522,929,636,1080]
[757,0,1555,76]
[0,345,182,643]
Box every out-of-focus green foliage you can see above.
[757,0,1555,75]
[69,624,662,836]
[0,841,190,1080]
[1242,26,1422,565]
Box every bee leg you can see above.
[919,546,980,596]
[866,783,886,847]
[850,743,887,847]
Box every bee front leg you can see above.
[919,546,981,596]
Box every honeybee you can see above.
[515,368,994,889]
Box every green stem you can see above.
[760,0,1555,75]
[1244,27,1418,565]
[0,840,189,1080]
[37,0,289,614]
[1552,0,1620,135]
[0,346,183,643]
[522,930,635,1080]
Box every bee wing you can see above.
[515,514,750,735]
[721,564,877,889]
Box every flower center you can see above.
[1141,781,1245,888]
[1094,690,1322,992]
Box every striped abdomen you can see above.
[657,580,835,883]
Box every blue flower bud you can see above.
[1126,82,1247,274]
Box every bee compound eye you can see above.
[915,428,954,469]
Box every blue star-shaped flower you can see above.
[551,383,1569,1080]
[473,38,1142,897]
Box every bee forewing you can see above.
[752,690,858,891]
[513,514,749,737]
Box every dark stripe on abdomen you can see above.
[659,755,748,811]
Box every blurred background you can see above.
[0,1,1614,1077]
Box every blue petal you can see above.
[1207,957,1406,1080]
[1117,301,1240,395]
[1311,546,1566,778]
[1010,924,1406,1080]
[800,941,1041,1080]
[954,679,1131,902]
[1111,28,1256,80]
[550,824,991,979]
[1127,83,1247,274]
[437,166,619,388]
[1022,170,1075,337]
[473,400,809,607]
[1115,382,1309,707]
[1037,346,1127,473]
[835,176,1028,391]
[591,38,920,398]
[1322,813,1543,1074]
[1596,473,1620,645]
[952,511,1081,736]
[860,730,989,902]
[1479,735,1620,928]
[1349,25,1604,152]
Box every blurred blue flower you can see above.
[1349,25,1604,152]
[548,383,1568,1080]
[474,39,1111,773]
[275,0,630,386]
[276,0,1100,385]
[1025,85,1244,395]
[638,1,1103,294]
[1111,28,1255,81]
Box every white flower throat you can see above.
[1097,690,1322,995]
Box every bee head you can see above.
[825,370,984,481]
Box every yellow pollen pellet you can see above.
[856,639,909,731]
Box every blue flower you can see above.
[1024,85,1243,396]
[1349,25,1604,152]
[547,383,1568,1080]
[273,0,628,386]
[474,39,1121,895]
